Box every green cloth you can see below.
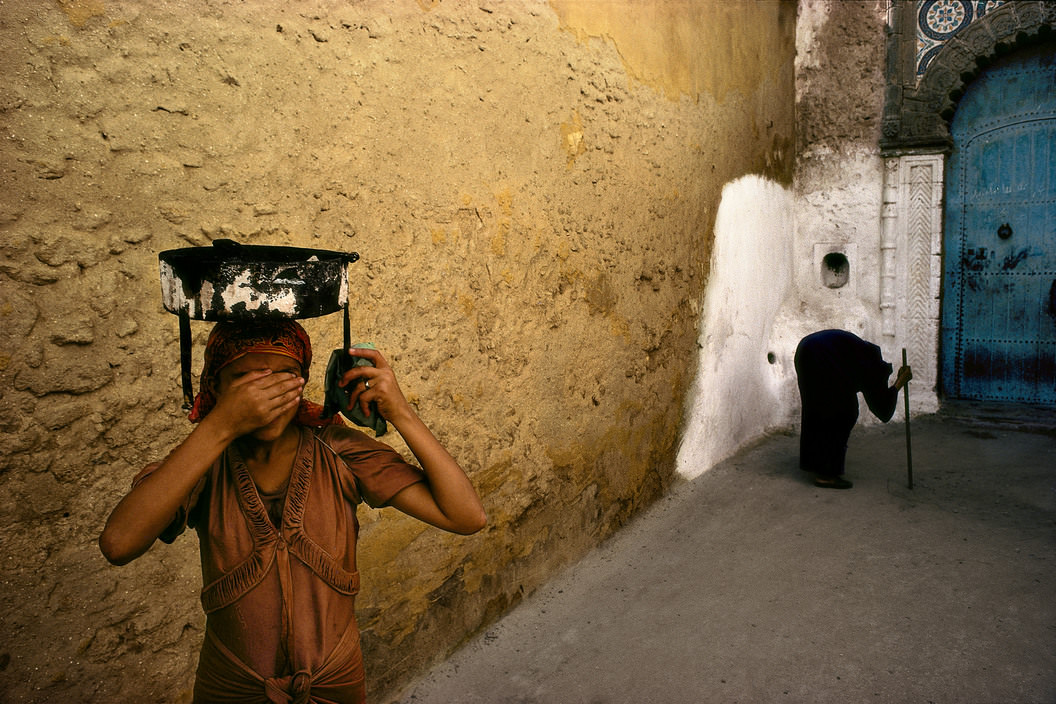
[323,342,387,436]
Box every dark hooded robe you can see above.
[794,330,899,478]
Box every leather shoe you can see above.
[814,476,853,489]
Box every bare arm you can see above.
[99,370,305,565]
[339,349,486,535]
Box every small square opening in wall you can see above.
[813,243,857,292]
[822,252,849,288]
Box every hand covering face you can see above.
[188,319,341,428]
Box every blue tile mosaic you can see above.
[916,0,1007,75]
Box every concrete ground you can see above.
[394,407,1056,704]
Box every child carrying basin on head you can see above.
[100,319,486,703]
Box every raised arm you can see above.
[99,369,305,564]
[338,348,486,535]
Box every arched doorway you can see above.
[940,44,1056,405]
[879,2,1056,412]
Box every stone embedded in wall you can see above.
[56,0,106,27]
[33,395,92,430]
[49,318,95,345]
[0,284,40,363]
[4,471,71,522]
[13,346,114,396]
[561,110,586,167]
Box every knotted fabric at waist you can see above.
[264,670,312,704]
[193,620,365,704]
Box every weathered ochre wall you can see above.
[784,0,891,377]
[0,1,794,701]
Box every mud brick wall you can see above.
[0,1,795,701]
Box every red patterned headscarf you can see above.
[188,319,340,427]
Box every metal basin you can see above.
[159,239,359,320]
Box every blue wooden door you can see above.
[941,45,1056,405]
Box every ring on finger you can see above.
[363,380,370,390]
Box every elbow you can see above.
[99,535,128,566]
[99,532,129,566]
[98,527,143,566]
[455,508,488,536]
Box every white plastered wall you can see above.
[677,0,941,480]
[676,175,794,480]
[675,156,940,481]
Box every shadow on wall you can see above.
[677,175,794,480]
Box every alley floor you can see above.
[394,410,1056,704]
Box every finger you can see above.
[243,368,301,394]
[338,367,373,388]
[261,374,305,398]
[252,374,302,403]
[342,381,374,416]
[278,390,303,412]
[230,372,301,403]
[260,386,303,422]
[347,347,390,369]
[227,368,274,389]
[278,381,305,403]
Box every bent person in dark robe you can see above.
[794,330,912,489]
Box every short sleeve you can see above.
[316,425,425,508]
[130,462,208,544]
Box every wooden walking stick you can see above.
[902,348,913,490]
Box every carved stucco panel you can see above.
[882,153,943,412]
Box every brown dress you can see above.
[143,424,424,703]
